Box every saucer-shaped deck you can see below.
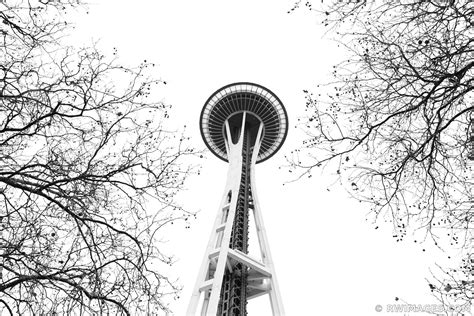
[200,82,288,163]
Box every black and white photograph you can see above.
[0,0,473,315]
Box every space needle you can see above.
[187,83,287,315]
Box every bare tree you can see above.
[289,0,473,312]
[0,1,197,315]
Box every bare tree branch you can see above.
[290,0,473,311]
[0,1,199,315]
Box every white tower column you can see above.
[190,82,288,316]
[187,113,284,315]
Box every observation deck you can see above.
[200,82,288,163]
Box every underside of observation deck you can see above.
[200,82,288,164]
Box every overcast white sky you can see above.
[70,1,457,315]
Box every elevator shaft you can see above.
[217,130,253,316]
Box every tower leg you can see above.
[201,291,210,316]
[187,113,285,315]
[187,115,246,316]
[248,125,285,315]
